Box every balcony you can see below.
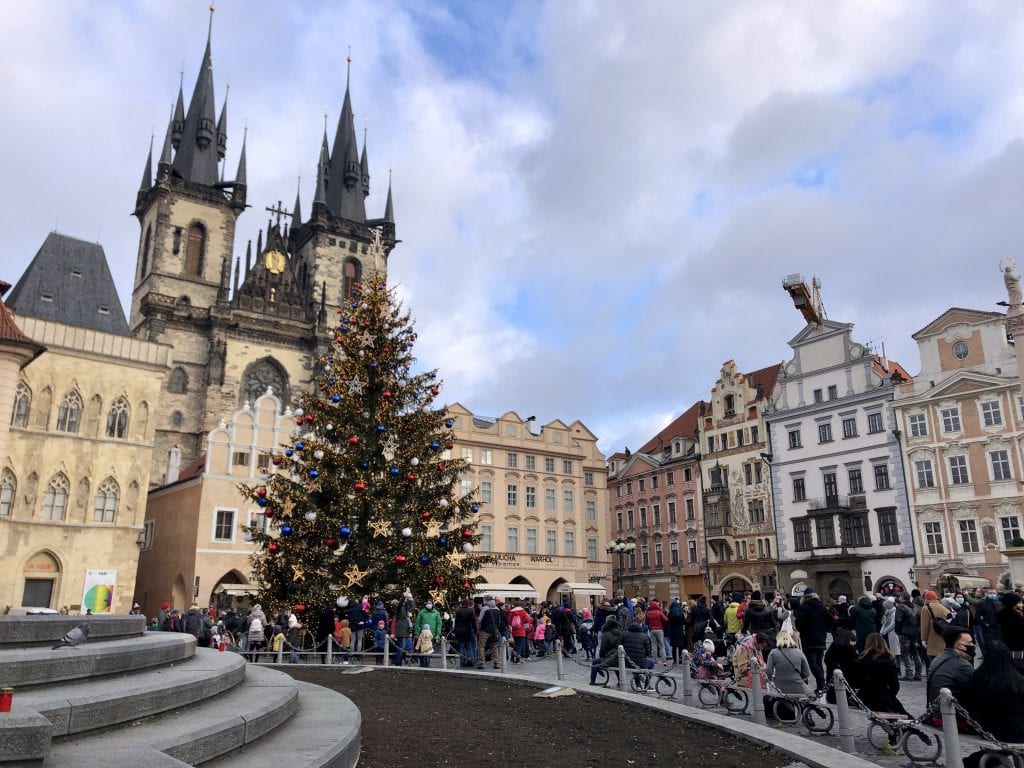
[705,524,733,539]
[807,495,850,512]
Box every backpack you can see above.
[544,623,556,641]
[184,611,206,640]
[926,606,949,635]
[511,613,522,630]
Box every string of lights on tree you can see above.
[242,267,493,617]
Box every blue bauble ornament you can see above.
[359,461,369,470]
[351,302,358,309]
[376,424,386,433]
[430,372,437,379]
[445,419,453,428]
[471,503,480,512]
[430,441,441,450]
[309,469,319,479]
[281,525,293,536]
[328,378,336,386]
[339,526,352,538]
[328,357,335,363]
[257,497,268,507]
[339,325,348,334]
[438,536,448,547]
[285,449,294,457]
[295,442,305,451]
[389,467,400,476]
[370,362,378,369]
[331,394,341,403]
[420,555,431,565]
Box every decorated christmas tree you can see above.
[242,269,492,616]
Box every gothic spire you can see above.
[360,126,370,198]
[171,6,221,186]
[234,126,247,187]
[216,84,229,160]
[139,134,154,194]
[171,74,185,150]
[292,177,303,227]
[384,170,395,224]
[326,53,366,223]
[159,105,175,169]
[314,140,328,208]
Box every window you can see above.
[915,460,935,488]
[91,477,120,523]
[751,425,759,444]
[828,385,838,400]
[506,452,518,469]
[564,531,575,556]
[909,414,928,438]
[616,485,622,498]
[256,452,271,471]
[544,487,555,511]
[628,551,636,569]
[544,457,555,473]
[683,468,692,482]
[506,527,519,552]
[563,460,573,475]
[141,520,154,550]
[641,544,649,568]
[724,394,735,415]
[525,527,537,554]
[842,514,871,547]
[587,538,598,560]
[232,451,250,467]
[165,366,196,403]
[842,417,857,439]
[506,423,517,437]
[824,472,838,501]
[949,455,970,485]
[952,340,969,360]
[41,473,70,519]
[584,471,595,487]
[479,450,492,466]
[744,464,752,486]
[793,519,812,551]
[815,516,836,547]
[958,519,980,554]
[666,471,675,486]
[506,484,518,506]
[552,432,563,444]
[638,478,645,492]
[748,499,765,524]
[941,407,961,433]
[668,500,678,523]
[461,447,473,462]
[707,436,716,454]
[788,429,802,449]
[525,485,537,508]
[184,222,205,275]
[688,539,698,563]
[546,529,556,554]
[685,498,694,521]
[924,521,944,555]
[818,423,833,443]
[0,469,15,516]
[992,450,1012,481]
[627,509,634,528]
[479,524,493,550]
[736,429,745,447]
[849,468,863,494]
[12,383,30,427]
[652,504,661,526]
[651,475,659,490]
[56,390,83,433]
[171,410,183,428]
[626,481,633,495]
[480,481,493,503]
[867,412,884,434]
[654,543,663,567]
[105,397,130,438]
[873,464,890,491]
[616,510,623,531]
[639,507,647,527]
[460,479,473,497]
[793,477,806,502]
[213,508,235,541]
[877,509,900,545]
[525,455,536,471]
[755,463,762,484]
[1001,517,1022,547]
[563,489,574,513]
[982,402,1003,427]
[670,541,679,564]
[813,389,823,403]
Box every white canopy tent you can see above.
[556,582,607,597]
[472,583,539,600]
[939,574,990,591]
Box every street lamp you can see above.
[606,538,636,595]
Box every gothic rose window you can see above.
[240,358,289,412]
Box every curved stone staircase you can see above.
[0,615,360,766]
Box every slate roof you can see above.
[0,280,44,356]
[7,233,130,336]
[638,400,706,455]
[745,362,783,404]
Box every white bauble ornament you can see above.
[438,498,449,508]
[304,511,317,522]
[294,407,305,417]
[314,449,325,459]
[463,542,474,553]
[243,532,253,543]
[337,596,349,608]
[401,527,413,537]
[410,457,420,466]
[326,423,334,431]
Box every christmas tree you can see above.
[242,269,492,617]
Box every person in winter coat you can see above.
[710,595,726,638]
[794,589,833,693]
[590,616,622,684]
[620,620,655,686]
[896,594,923,681]
[593,601,614,645]
[734,632,769,689]
[345,598,366,653]
[692,638,725,679]
[414,625,434,667]
[879,597,901,662]
[690,596,710,642]
[742,592,778,639]
[334,619,352,662]
[247,616,266,661]
[834,595,852,630]
[921,590,951,666]
[926,627,976,718]
[724,592,744,640]
[851,596,878,652]
[959,642,1024,751]
[414,600,443,642]
[644,600,668,663]
[997,592,1024,676]
[391,597,414,666]
[855,633,908,715]
[506,602,531,660]
[453,598,477,667]
[668,599,687,664]
[974,591,1002,656]
[824,629,858,704]
[766,629,812,695]
[373,620,388,664]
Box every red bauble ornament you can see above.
[295,418,304,425]
[272,456,282,466]
[434,577,445,586]
[431,388,440,396]
[326,537,338,548]
[257,487,267,497]
[264,509,275,519]
[406,473,416,481]
[395,554,408,565]
[421,511,432,520]
[354,480,367,492]
[305,414,314,423]
[462,581,471,589]
[462,529,473,538]
[348,436,359,445]
[294,603,306,613]
[383,391,392,399]
[268,543,279,554]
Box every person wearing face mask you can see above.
[926,627,976,714]
[413,597,442,664]
[951,593,973,631]
[973,590,1002,657]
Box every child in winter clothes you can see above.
[579,615,596,659]
[334,618,352,663]
[533,617,548,657]
[414,625,434,667]
[373,620,387,664]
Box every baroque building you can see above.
[893,308,1021,591]
[698,361,782,595]
[608,400,707,601]
[445,403,610,605]
[129,24,396,483]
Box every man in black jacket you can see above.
[795,588,833,692]
[741,591,777,638]
[620,620,655,686]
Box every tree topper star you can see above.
[347,376,366,396]
[343,564,368,587]
[370,518,392,538]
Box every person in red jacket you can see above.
[645,599,669,664]
[508,601,532,661]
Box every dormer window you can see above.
[724,394,735,416]
[98,305,110,315]
[70,269,83,278]
[41,292,54,302]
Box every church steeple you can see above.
[171,7,221,186]
[325,56,366,223]
[216,87,229,161]
[234,126,247,186]
[139,135,153,195]
[171,77,185,150]
[360,126,370,199]
[292,178,303,228]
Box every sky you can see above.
[2,1,1023,457]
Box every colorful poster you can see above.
[81,570,117,614]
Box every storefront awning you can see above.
[213,583,261,597]
[473,584,539,600]
[939,574,991,590]
[557,582,607,596]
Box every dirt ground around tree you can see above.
[288,667,792,768]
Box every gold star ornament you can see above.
[291,565,305,581]
[429,588,446,606]
[370,518,392,538]
[445,549,466,568]
[343,564,368,587]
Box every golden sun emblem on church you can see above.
[264,249,286,275]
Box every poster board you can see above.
[81,569,117,613]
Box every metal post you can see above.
[939,689,963,768]
[750,657,766,725]
[276,641,284,664]
[383,639,390,667]
[440,636,448,670]
[555,639,564,680]
[617,645,627,691]
[833,669,856,753]
[680,650,692,704]
[326,636,333,665]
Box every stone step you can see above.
[0,615,147,647]
[41,663,299,766]
[17,646,245,737]
[202,680,360,768]
[0,631,196,688]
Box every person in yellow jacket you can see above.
[724,592,744,639]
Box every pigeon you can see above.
[52,623,90,649]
